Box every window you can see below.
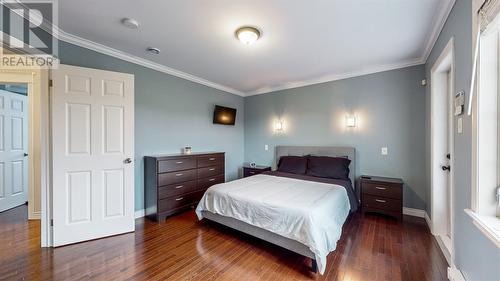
[469,0,500,248]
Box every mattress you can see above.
[195,173,352,274]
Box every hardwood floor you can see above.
[0,205,448,281]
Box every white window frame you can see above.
[468,0,500,248]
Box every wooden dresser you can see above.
[360,175,403,220]
[144,152,225,221]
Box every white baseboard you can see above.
[424,212,433,233]
[448,266,466,281]
[28,211,41,220]
[403,207,433,235]
[403,207,426,218]
[134,209,145,219]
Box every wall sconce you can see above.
[345,115,357,128]
[275,120,284,132]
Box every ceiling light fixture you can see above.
[146,47,160,55]
[235,26,261,45]
[121,18,139,29]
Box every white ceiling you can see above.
[58,0,455,96]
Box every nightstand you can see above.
[360,175,403,220]
[243,165,271,177]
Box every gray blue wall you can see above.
[425,1,499,280]
[58,41,245,212]
[244,65,427,210]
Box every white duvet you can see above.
[195,174,350,274]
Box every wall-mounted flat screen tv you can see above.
[213,105,237,125]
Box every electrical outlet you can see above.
[381,147,388,155]
[264,145,269,151]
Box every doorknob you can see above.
[124,158,133,164]
[441,165,451,171]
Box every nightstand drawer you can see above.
[363,182,402,199]
[363,194,401,212]
[243,166,271,177]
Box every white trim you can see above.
[422,0,456,62]
[425,212,433,234]
[29,211,41,220]
[465,209,500,247]
[134,209,145,219]
[245,59,425,96]
[436,235,452,264]
[403,207,426,218]
[448,266,467,281]
[0,66,50,246]
[430,37,455,265]
[20,0,454,97]
[55,29,246,97]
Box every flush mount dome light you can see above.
[146,47,160,54]
[235,26,261,45]
[121,18,139,29]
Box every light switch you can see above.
[381,147,388,155]
[265,145,269,151]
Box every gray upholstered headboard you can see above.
[274,146,356,185]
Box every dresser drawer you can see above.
[158,158,196,173]
[198,174,225,190]
[198,165,224,179]
[158,180,197,199]
[362,194,401,212]
[158,169,196,186]
[197,155,223,168]
[158,190,205,213]
[362,182,402,199]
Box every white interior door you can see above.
[51,65,134,247]
[0,89,28,212]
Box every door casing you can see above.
[0,59,51,246]
[430,37,455,265]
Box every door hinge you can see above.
[49,79,53,87]
[50,219,53,226]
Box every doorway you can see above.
[0,84,29,214]
[430,38,455,263]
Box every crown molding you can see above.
[56,29,246,96]
[245,58,425,96]
[245,0,455,96]
[421,0,456,62]
[10,0,454,98]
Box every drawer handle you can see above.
[209,158,216,161]
[175,185,183,189]
[209,168,215,171]
[175,197,184,201]
[209,178,215,182]
[249,171,255,174]
[176,161,183,164]
[175,173,183,176]
[375,199,386,203]
[375,187,387,190]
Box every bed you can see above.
[195,146,358,275]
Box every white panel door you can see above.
[51,65,134,246]
[0,89,28,212]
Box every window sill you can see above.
[464,209,500,248]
